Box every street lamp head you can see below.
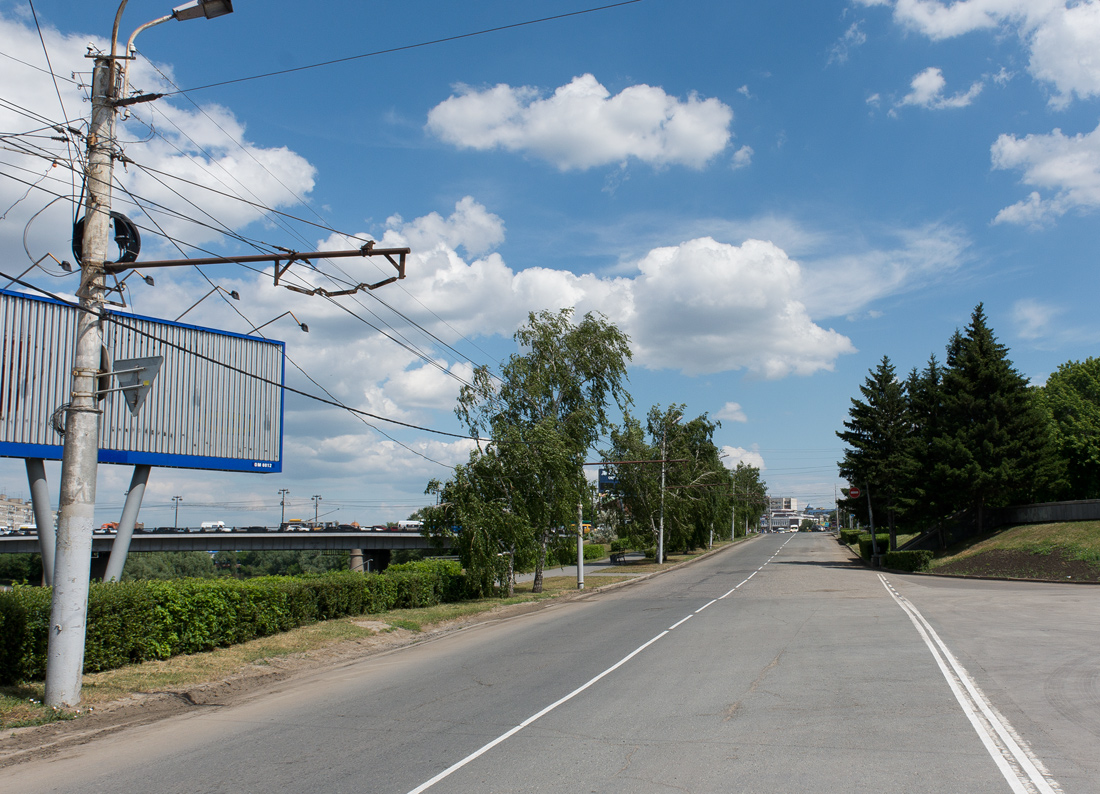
[172,0,234,22]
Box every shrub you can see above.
[0,558,487,684]
[884,550,933,572]
[609,538,631,553]
[839,529,862,546]
[857,533,891,560]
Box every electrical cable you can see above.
[164,1,644,96]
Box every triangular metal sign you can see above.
[113,356,163,416]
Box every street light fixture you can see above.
[172,495,183,528]
[247,311,309,335]
[174,285,240,321]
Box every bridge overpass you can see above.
[0,529,448,580]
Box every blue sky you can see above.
[1,0,1098,528]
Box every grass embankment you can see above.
[931,520,1100,581]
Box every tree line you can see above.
[837,303,1100,550]
[423,309,766,596]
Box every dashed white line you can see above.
[406,535,789,794]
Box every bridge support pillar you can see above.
[349,548,364,572]
[362,549,390,573]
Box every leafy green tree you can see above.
[432,309,632,593]
[931,304,1055,530]
[425,445,535,597]
[0,553,43,585]
[1038,357,1100,499]
[731,462,767,538]
[603,406,734,560]
[122,551,216,580]
[837,356,912,550]
[603,413,661,553]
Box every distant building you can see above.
[766,496,811,531]
[769,497,798,512]
[0,494,40,530]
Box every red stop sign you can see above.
[848,487,861,499]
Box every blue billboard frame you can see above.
[0,288,285,473]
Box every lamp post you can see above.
[657,409,681,565]
[46,0,234,709]
[172,495,182,528]
[312,495,322,525]
[279,488,289,527]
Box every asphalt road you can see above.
[3,534,1096,793]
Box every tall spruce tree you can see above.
[902,355,945,529]
[931,304,1051,530]
[837,356,912,550]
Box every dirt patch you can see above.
[933,547,1100,582]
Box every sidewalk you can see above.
[514,551,649,583]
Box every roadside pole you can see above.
[45,52,113,708]
[576,499,584,590]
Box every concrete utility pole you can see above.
[312,494,322,524]
[576,499,584,590]
[45,47,116,708]
[279,488,289,526]
[44,0,235,709]
[172,495,182,528]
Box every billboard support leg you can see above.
[26,458,55,586]
[103,465,151,583]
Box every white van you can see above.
[201,521,229,532]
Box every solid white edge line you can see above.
[888,580,1061,794]
[878,575,1061,794]
[404,630,671,794]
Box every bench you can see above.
[609,551,627,565]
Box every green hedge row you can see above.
[883,550,933,572]
[0,560,469,685]
[839,529,863,546]
[857,533,892,560]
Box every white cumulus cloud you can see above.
[897,67,983,109]
[426,74,733,170]
[717,402,748,423]
[991,121,1100,225]
[721,445,766,471]
[861,0,1100,108]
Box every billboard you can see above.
[0,288,284,473]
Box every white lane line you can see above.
[405,630,671,794]
[408,536,787,793]
[695,599,718,614]
[878,575,1062,794]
